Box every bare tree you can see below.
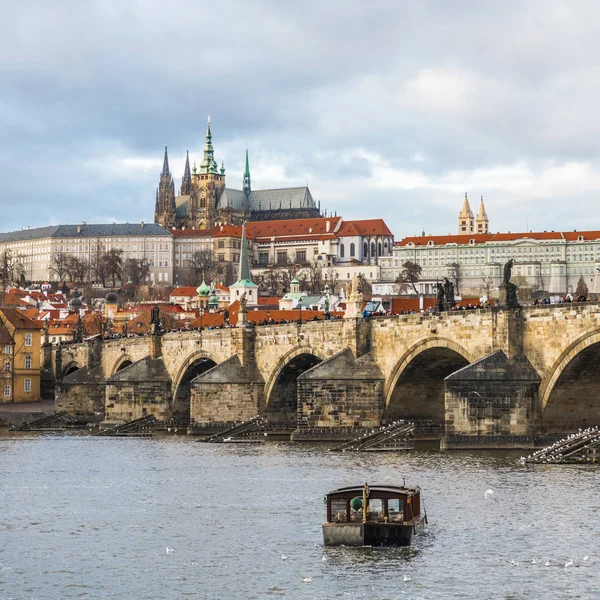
[357,273,373,301]
[65,255,89,283]
[304,262,323,294]
[323,266,339,294]
[90,240,110,287]
[190,249,217,283]
[49,251,71,281]
[123,258,151,286]
[576,276,589,299]
[0,250,25,287]
[396,261,422,294]
[105,249,124,287]
[447,262,462,295]
[479,274,496,300]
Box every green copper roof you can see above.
[208,282,219,306]
[197,280,210,296]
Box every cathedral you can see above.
[458,193,489,235]
[154,118,321,230]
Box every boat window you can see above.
[330,499,347,522]
[367,498,384,522]
[387,498,404,522]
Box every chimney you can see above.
[77,225,81,233]
[326,220,330,232]
[141,221,145,227]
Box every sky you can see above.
[2,0,600,239]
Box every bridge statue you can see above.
[443,278,455,311]
[150,304,161,334]
[500,259,519,309]
[436,282,445,312]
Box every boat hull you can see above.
[322,519,424,547]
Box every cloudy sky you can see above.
[2,0,600,238]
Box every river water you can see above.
[0,436,598,599]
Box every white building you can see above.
[379,230,600,297]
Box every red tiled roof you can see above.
[0,308,42,330]
[338,219,393,237]
[398,230,600,247]
[170,287,198,297]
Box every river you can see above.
[0,436,598,599]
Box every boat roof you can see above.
[326,484,420,496]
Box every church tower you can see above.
[458,192,474,234]
[189,117,226,229]
[476,196,489,234]
[154,147,177,229]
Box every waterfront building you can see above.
[154,118,321,231]
[0,308,41,402]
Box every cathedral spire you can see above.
[161,146,170,177]
[200,116,218,174]
[243,148,251,197]
[181,150,191,195]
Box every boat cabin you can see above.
[322,483,424,546]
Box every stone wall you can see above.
[105,381,173,422]
[55,365,105,416]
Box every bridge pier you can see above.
[292,349,385,441]
[441,350,541,449]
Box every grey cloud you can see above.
[2,0,600,237]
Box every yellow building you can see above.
[0,308,42,402]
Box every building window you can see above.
[378,242,382,256]
[5,345,11,355]
[340,244,345,258]
[25,334,32,347]
[295,250,306,263]
[3,361,9,372]
[371,242,376,257]
[363,242,368,257]
[218,241,225,249]
[24,354,31,369]
[3,385,10,397]
[277,252,288,265]
[258,253,268,266]
[218,254,225,263]
[350,243,355,257]
[24,378,31,393]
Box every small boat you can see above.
[322,482,426,546]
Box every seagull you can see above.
[485,489,494,499]
[403,575,411,582]
[322,555,327,562]
[564,559,573,568]
[531,559,536,564]
[302,577,312,583]
[165,547,174,554]
[545,561,550,567]
[583,555,589,561]
[281,555,288,561]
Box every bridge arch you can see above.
[540,327,600,432]
[264,346,326,425]
[62,361,81,377]
[384,337,472,426]
[172,351,219,418]
[111,355,134,376]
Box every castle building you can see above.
[154,118,321,230]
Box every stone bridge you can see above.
[51,303,600,445]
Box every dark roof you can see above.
[326,484,419,496]
[218,187,316,211]
[0,223,171,242]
